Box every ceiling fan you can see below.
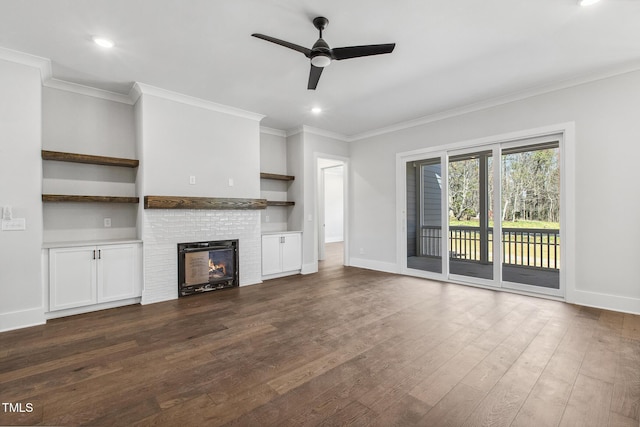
[252,16,396,90]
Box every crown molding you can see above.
[260,126,287,137]
[0,46,51,83]
[285,126,304,138]
[349,61,640,142]
[43,78,134,105]
[132,82,265,122]
[301,125,350,142]
[285,125,349,142]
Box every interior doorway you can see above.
[318,157,346,266]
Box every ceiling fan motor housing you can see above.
[311,38,331,67]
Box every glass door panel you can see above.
[500,142,560,291]
[406,157,443,274]
[448,150,494,281]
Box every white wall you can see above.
[139,93,260,198]
[260,130,289,232]
[41,87,138,242]
[0,58,44,331]
[299,131,349,272]
[286,132,305,234]
[324,166,344,243]
[349,70,640,314]
[42,87,136,158]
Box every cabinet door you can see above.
[262,235,283,275]
[98,244,141,303]
[281,233,302,272]
[50,246,97,311]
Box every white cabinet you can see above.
[262,232,302,278]
[49,243,141,312]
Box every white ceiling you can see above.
[1,0,639,137]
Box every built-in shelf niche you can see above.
[41,149,140,243]
[260,172,295,207]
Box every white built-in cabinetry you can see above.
[48,242,142,315]
[261,232,302,278]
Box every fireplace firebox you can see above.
[177,240,238,296]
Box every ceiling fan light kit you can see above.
[252,16,395,90]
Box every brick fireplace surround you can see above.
[141,209,262,304]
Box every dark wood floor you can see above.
[1,243,639,426]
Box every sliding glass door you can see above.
[404,135,563,297]
[406,157,443,274]
[448,149,494,284]
[500,141,560,294]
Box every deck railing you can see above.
[419,226,560,270]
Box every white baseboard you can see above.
[571,289,640,315]
[349,257,399,274]
[301,262,318,275]
[262,271,300,281]
[325,237,344,243]
[0,307,45,332]
[46,298,141,319]
[240,280,263,287]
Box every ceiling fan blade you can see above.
[331,43,396,60]
[251,34,311,57]
[308,65,323,90]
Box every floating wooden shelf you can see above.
[266,201,295,207]
[42,195,140,204]
[144,196,267,210]
[42,150,139,168]
[260,172,295,181]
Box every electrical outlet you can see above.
[228,178,234,187]
[359,247,365,255]
[189,176,196,185]
[104,218,111,228]
[265,215,270,223]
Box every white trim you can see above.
[260,126,287,137]
[562,123,576,305]
[350,257,399,274]
[314,153,351,268]
[44,78,135,104]
[572,290,640,315]
[261,271,300,280]
[287,125,350,142]
[0,307,45,333]
[350,63,640,142]
[131,82,266,121]
[301,261,319,275]
[45,298,140,320]
[0,46,51,82]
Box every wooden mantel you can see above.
[144,196,267,210]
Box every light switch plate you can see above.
[2,218,26,231]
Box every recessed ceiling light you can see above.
[92,36,114,48]
[579,0,601,6]
[311,107,322,114]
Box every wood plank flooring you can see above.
[1,243,639,426]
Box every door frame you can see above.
[396,122,575,302]
[315,153,350,266]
